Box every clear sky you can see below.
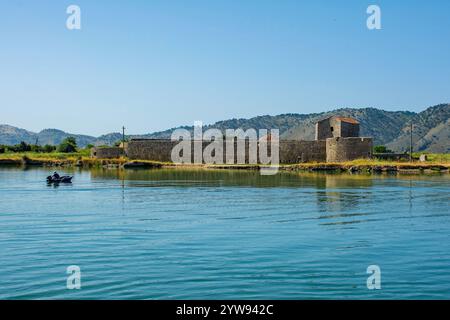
[1,0,449,136]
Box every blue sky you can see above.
[1,0,449,135]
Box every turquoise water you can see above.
[0,167,449,299]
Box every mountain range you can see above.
[1,104,448,153]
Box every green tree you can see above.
[30,144,42,152]
[14,141,31,152]
[374,145,393,153]
[57,137,78,153]
[43,144,56,153]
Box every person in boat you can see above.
[52,172,60,180]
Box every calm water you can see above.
[0,167,449,299]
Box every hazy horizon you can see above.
[2,103,447,136]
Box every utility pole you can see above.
[122,126,126,146]
[409,121,413,162]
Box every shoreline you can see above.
[0,156,449,174]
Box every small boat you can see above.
[46,175,73,183]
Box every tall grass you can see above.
[0,149,90,160]
[0,151,448,167]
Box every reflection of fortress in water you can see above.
[90,168,375,226]
[316,175,374,220]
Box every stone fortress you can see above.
[92,116,373,163]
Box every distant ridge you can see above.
[1,104,448,152]
[0,126,123,148]
[140,104,449,153]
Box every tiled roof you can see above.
[316,116,360,124]
[334,117,359,124]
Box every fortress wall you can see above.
[95,138,370,163]
[326,137,373,162]
[280,140,326,163]
[126,139,262,163]
[91,147,124,159]
[126,139,177,162]
[125,139,327,164]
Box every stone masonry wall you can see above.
[326,137,373,162]
[315,118,331,140]
[126,139,327,164]
[316,117,359,140]
[91,147,124,159]
[96,138,371,163]
[280,140,326,163]
[339,121,359,138]
[125,139,177,162]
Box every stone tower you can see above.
[315,116,360,140]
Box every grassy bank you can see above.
[0,152,165,168]
[281,159,449,173]
[413,152,450,162]
[0,152,449,173]
[0,150,90,160]
[0,151,109,167]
